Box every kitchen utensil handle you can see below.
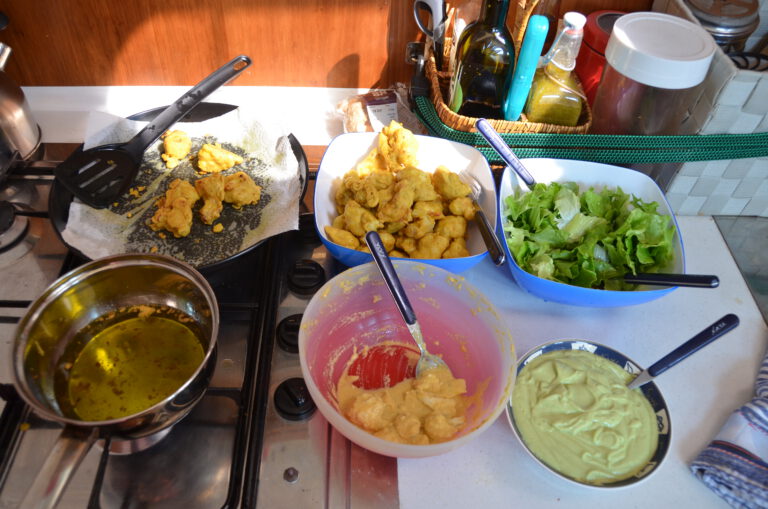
[124,55,252,159]
[365,231,417,325]
[20,425,99,509]
[625,273,720,288]
[647,313,739,378]
[476,208,505,266]
[476,119,536,188]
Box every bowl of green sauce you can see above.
[507,340,671,488]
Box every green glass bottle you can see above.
[448,0,516,119]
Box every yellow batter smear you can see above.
[512,349,658,484]
[338,363,468,445]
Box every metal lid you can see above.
[605,12,716,89]
[684,0,759,28]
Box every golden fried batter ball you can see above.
[224,171,261,209]
[432,166,471,200]
[342,200,383,237]
[161,130,192,169]
[325,225,360,249]
[150,179,200,238]
[412,233,450,259]
[443,238,470,259]
[195,174,225,225]
[404,216,435,239]
[378,120,418,172]
[448,196,476,221]
[197,143,244,173]
[436,216,467,239]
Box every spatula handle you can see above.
[124,55,252,158]
[647,313,739,378]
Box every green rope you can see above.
[414,96,768,165]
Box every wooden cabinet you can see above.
[0,0,650,87]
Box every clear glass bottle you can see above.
[523,11,586,126]
[448,0,516,119]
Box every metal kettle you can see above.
[0,12,41,180]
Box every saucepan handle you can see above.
[20,425,99,509]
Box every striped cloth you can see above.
[691,349,768,508]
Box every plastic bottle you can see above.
[448,0,516,119]
[523,11,586,126]
[503,15,549,121]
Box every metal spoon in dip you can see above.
[627,313,739,389]
[365,231,449,377]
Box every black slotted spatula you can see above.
[54,55,252,208]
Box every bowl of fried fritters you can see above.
[314,122,497,271]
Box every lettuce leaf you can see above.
[502,181,676,290]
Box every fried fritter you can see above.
[431,166,471,200]
[197,143,244,173]
[223,171,261,209]
[194,174,225,225]
[149,179,200,238]
[161,130,192,169]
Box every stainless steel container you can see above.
[0,43,41,166]
[12,253,219,509]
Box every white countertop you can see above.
[23,86,768,509]
[399,215,768,509]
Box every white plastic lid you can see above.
[605,12,716,89]
[564,11,587,30]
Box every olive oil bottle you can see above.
[448,0,516,119]
[523,11,586,126]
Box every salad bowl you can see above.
[496,158,685,307]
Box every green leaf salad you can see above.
[503,182,677,290]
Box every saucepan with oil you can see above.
[11,253,219,509]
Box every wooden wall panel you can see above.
[0,0,422,87]
[0,0,651,88]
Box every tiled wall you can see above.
[654,0,768,218]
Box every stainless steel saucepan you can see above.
[11,253,219,509]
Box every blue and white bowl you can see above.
[497,158,685,307]
[507,339,671,488]
[315,132,497,271]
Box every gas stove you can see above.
[0,146,398,508]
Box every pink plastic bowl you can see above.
[298,261,517,458]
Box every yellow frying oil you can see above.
[62,315,205,421]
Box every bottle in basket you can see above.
[448,0,516,119]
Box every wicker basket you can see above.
[428,1,592,135]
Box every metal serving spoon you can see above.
[475,118,719,289]
[365,231,448,376]
[628,313,739,389]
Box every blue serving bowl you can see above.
[314,132,497,271]
[496,158,685,307]
[507,339,671,488]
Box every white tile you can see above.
[676,195,707,215]
[701,105,741,134]
[678,161,707,177]
[742,196,768,216]
[720,198,750,215]
[700,195,731,215]
[746,160,768,179]
[691,177,719,196]
[668,175,698,194]
[703,160,729,177]
[718,77,757,107]
[743,78,768,115]
[724,159,754,178]
[757,178,768,197]
[733,178,765,198]
[715,178,740,195]
[729,112,764,134]
[665,192,688,212]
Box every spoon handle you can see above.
[476,118,536,188]
[365,231,417,325]
[624,273,719,288]
[647,313,739,378]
